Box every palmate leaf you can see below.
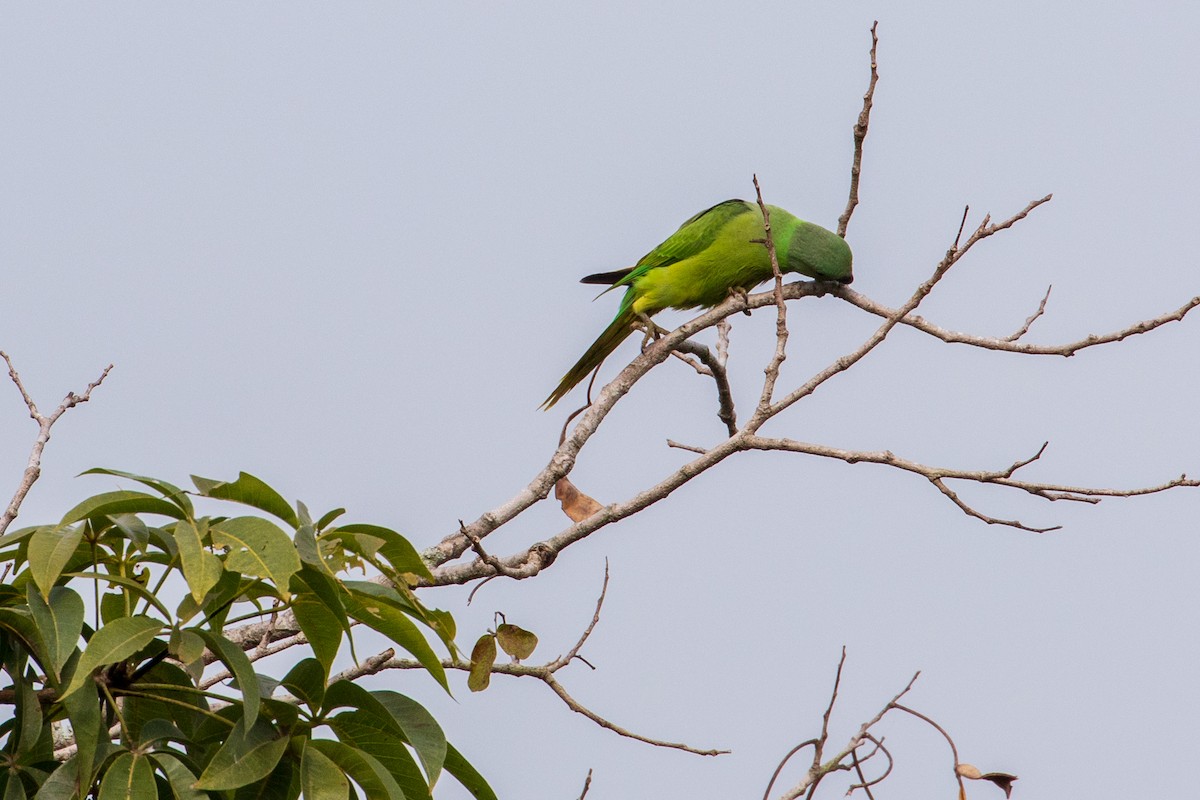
[194,716,289,792]
[210,517,300,601]
[27,585,84,682]
[301,744,350,800]
[327,710,431,799]
[62,616,163,699]
[79,468,195,517]
[192,473,299,528]
[26,525,84,601]
[149,753,206,800]
[280,658,326,712]
[443,742,499,800]
[329,524,432,582]
[306,740,405,800]
[173,519,224,604]
[60,490,184,525]
[197,630,261,729]
[342,588,449,692]
[97,751,157,800]
[0,608,54,680]
[373,692,447,786]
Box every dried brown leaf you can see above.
[980,772,1018,798]
[467,633,497,692]
[555,477,602,523]
[496,623,538,661]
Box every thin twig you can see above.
[763,740,818,800]
[1004,285,1053,341]
[548,560,610,671]
[813,647,848,768]
[576,769,593,800]
[837,21,880,238]
[0,354,113,537]
[752,175,790,412]
[891,704,965,798]
[837,287,1200,356]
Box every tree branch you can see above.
[838,20,880,238]
[0,353,112,537]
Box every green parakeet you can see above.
[542,199,853,409]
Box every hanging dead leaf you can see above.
[496,623,539,661]
[979,773,1017,798]
[555,477,602,522]
[957,763,1017,798]
[467,633,497,692]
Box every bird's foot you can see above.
[727,287,752,316]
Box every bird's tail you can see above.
[541,305,638,410]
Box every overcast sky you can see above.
[2,3,1198,798]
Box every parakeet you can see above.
[541,199,853,409]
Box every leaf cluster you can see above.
[0,469,496,800]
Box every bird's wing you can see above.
[599,200,755,292]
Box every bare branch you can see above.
[547,560,610,671]
[761,196,1053,426]
[838,287,1200,356]
[1004,285,1052,341]
[742,435,1197,533]
[752,175,791,413]
[0,353,113,537]
[777,671,919,800]
[576,769,593,800]
[838,20,880,238]
[815,647,847,764]
[673,338,738,435]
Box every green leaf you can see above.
[121,661,208,741]
[231,753,299,800]
[31,759,77,800]
[2,772,28,800]
[315,508,346,530]
[80,468,195,516]
[194,716,289,791]
[344,588,448,692]
[196,630,261,729]
[467,635,496,693]
[280,658,326,712]
[210,517,301,600]
[63,572,171,619]
[332,524,432,581]
[98,751,157,800]
[306,739,406,800]
[60,684,102,791]
[301,743,350,800]
[496,623,538,661]
[60,490,184,525]
[443,742,498,800]
[62,616,163,699]
[290,598,343,677]
[294,523,336,580]
[109,514,150,551]
[26,585,84,681]
[174,518,224,603]
[192,473,299,528]
[27,525,84,601]
[13,667,43,757]
[372,692,447,786]
[328,710,430,799]
[169,629,205,666]
[0,608,54,678]
[149,753,206,800]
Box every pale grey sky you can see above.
[2,3,1198,798]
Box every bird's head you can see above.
[784,222,854,285]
